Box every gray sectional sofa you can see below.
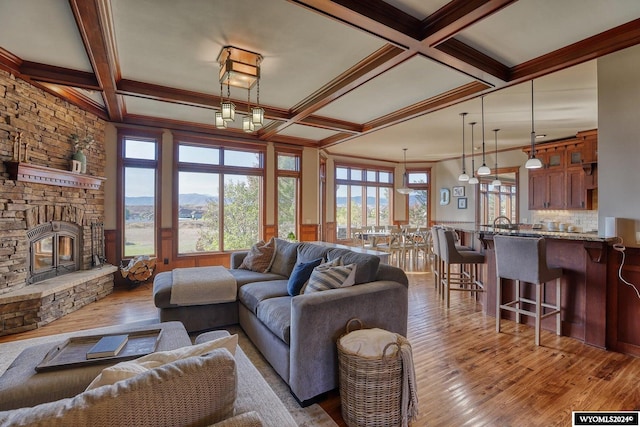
[153,239,409,404]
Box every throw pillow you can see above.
[287,257,323,296]
[85,333,238,390]
[239,237,276,273]
[304,263,357,293]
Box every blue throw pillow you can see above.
[287,258,323,296]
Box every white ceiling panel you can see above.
[383,0,450,20]
[316,55,475,123]
[0,0,92,72]
[112,0,385,109]
[277,124,339,141]
[457,0,640,66]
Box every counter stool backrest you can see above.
[438,229,464,263]
[494,235,558,284]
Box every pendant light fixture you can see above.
[468,122,479,185]
[525,80,543,169]
[477,96,491,176]
[491,128,502,187]
[397,148,413,195]
[458,112,469,182]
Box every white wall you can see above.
[598,44,640,245]
[432,148,530,223]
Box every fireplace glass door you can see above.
[33,236,54,271]
[30,230,79,283]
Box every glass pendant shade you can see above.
[215,112,227,129]
[397,175,413,194]
[491,178,502,186]
[458,172,470,182]
[251,107,264,128]
[468,176,479,185]
[221,101,235,122]
[477,164,491,175]
[525,157,543,169]
[242,116,255,133]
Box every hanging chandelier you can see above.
[491,129,502,187]
[397,148,413,195]
[525,80,543,169]
[458,112,469,182]
[215,46,264,131]
[477,96,491,176]
[468,122,479,185]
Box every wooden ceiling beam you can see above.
[69,0,123,121]
[421,0,517,46]
[510,18,640,82]
[19,61,100,90]
[291,0,511,85]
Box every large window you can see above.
[406,170,430,228]
[176,143,264,253]
[122,136,159,257]
[479,176,517,225]
[335,165,393,240]
[276,151,300,239]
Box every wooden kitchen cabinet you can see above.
[524,129,597,210]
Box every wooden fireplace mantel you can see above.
[4,161,106,190]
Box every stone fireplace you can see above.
[1,68,114,336]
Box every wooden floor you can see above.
[2,269,640,426]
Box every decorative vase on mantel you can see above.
[73,150,87,174]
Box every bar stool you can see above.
[438,229,485,308]
[494,235,563,346]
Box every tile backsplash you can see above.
[530,210,598,232]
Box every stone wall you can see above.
[0,69,106,295]
[0,69,112,335]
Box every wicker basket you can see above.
[337,319,412,427]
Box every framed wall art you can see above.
[453,186,465,197]
[458,197,467,209]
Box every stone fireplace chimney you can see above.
[0,68,115,336]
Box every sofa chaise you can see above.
[153,238,409,404]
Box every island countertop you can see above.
[441,223,618,244]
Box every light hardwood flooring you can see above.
[2,270,640,426]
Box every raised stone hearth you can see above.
[0,266,117,336]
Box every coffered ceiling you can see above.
[1,0,639,163]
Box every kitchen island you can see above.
[447,224,621,351]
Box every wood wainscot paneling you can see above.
[300,224,319,242]
[325,222,337,243]
[606,246,640,356]
[263,224,277,241]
